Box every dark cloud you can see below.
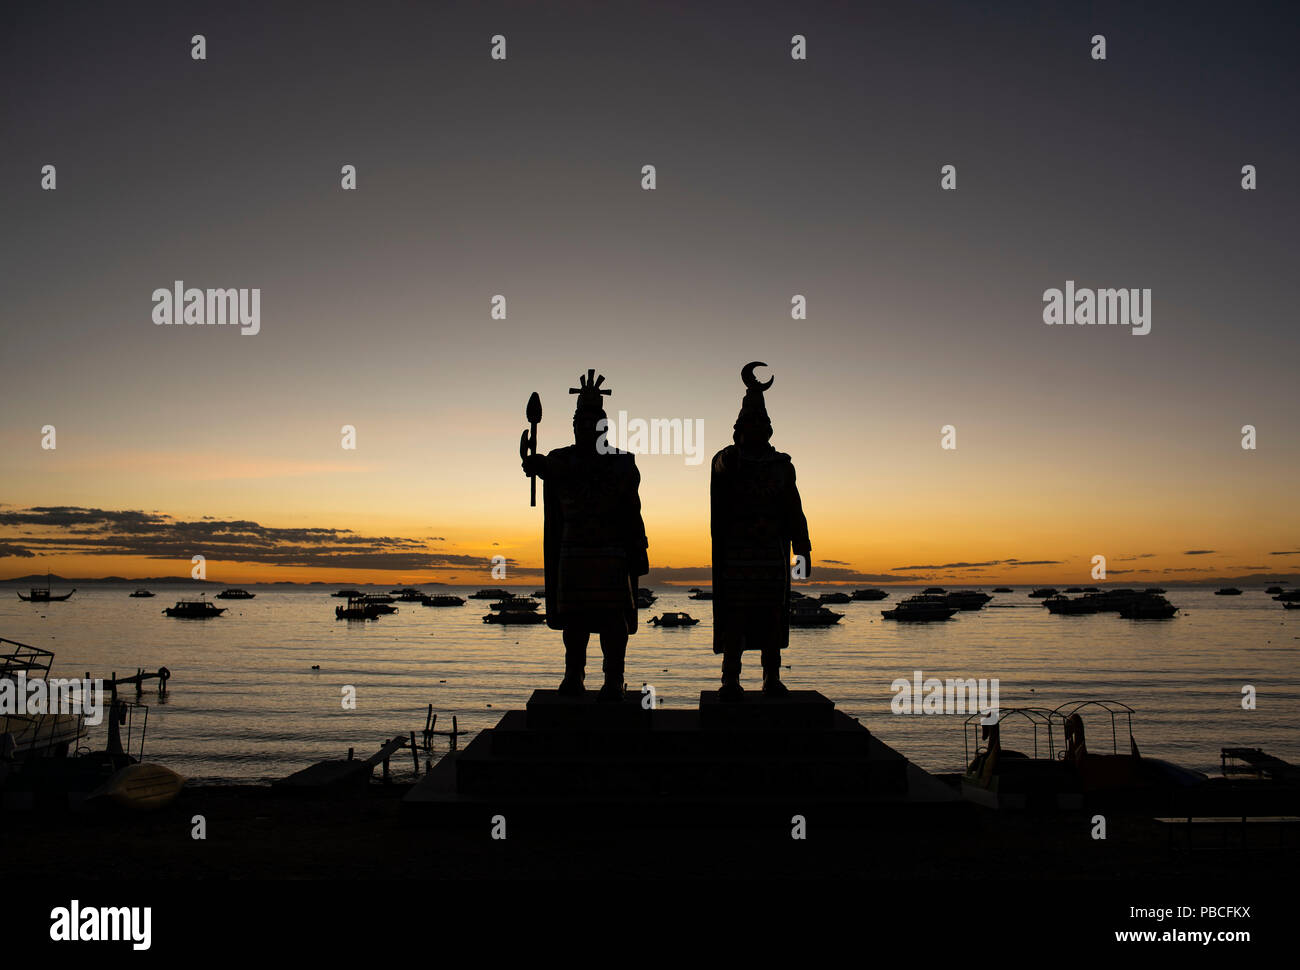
[0,543,36,559]
[892,559,1062,570]
[0,506,486,572]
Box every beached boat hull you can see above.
[89,763,185,811]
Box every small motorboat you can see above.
[128,589,155,598]
[332,589,362,598]
[636,587,657,608]
[336,596,382,620]
[819,591,852,604]
[1214,587,1242,596]
[361,596,398,614]
[1028,587,1058,599]
[1271,590,1300,602]
[992,587,1013,593]
[490,596,540,612]
[483,610,546,624]
[469,588,513,600]
[163,599,225,618]
[1081,589,1139,612]
[1118,593,1178,619]
[1064,587,1084,594]
[649,611,699,627]
[945,590,992,611]
[421,594,465,607]
[689,589,713,600]
[216,588,255,600]
[789,602,843,626]
[850,588,889,600]
[923,587,946,595]
[1265,585,1284,595]
[882,594,957,622]
[1283,602,1300,611]
[392,587,424,601]
[1044,595,1099,615]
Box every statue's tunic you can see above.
[542,445,648,634]
[710,444,811,655]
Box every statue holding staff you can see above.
[521,369,649,700]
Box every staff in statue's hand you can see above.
[522,391,542,506]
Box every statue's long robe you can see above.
[710,444,811,654]
[541,445,648,634]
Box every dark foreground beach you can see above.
[5,782,1291,881]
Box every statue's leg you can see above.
[559,629,589,695]
[718,641,744,701]
[596,627,627,702]
[760,647,789,697]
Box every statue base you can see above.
[403,688,959,829]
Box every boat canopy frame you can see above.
[964,699,1138,764]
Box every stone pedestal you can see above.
[403,688,952,830]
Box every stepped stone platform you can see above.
[402,689,960,830]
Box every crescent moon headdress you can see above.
[733,361,774,446]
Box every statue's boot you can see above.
[597,640,625,703]
[718,649,745,701]
[761,649,790,697]
[558,638,586,696]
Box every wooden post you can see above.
[451,715,459,751]
[347,747,354,761]
[410,731,419,775]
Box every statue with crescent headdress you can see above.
[710,362,812,699]
[521,369,649,701]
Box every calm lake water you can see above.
[3,585,1297,783]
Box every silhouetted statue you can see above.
[522,370,649,701]
[711,362,811,699]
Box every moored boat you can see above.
[216,588,254,600]
[1214,587,1242,596]
[818,591,852,604]
[421,594,465,607]
[649,611,700,627]
[483,610,546,624]
[392,587,424,601]
[636,587,657,608]
[850,588,889,600]
[992,587,1013,593]
[1265,585,1284,595]
[1271,590,1300,602]
[945,590,992,611]
[336,596,382,620]
[689,589,713,600]
[490,596,540,612]
[163,599,225,618]
[16,574,76,602]
[332,589,362,598]
[1118,593,1178,619]
[882,594,957,622]
[470,588,512,600]
[129,589,155,598]
[789,602,843,626]
[961,701,1207,811]
[1044,595,1099,615]
[1028,587,1058,599]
